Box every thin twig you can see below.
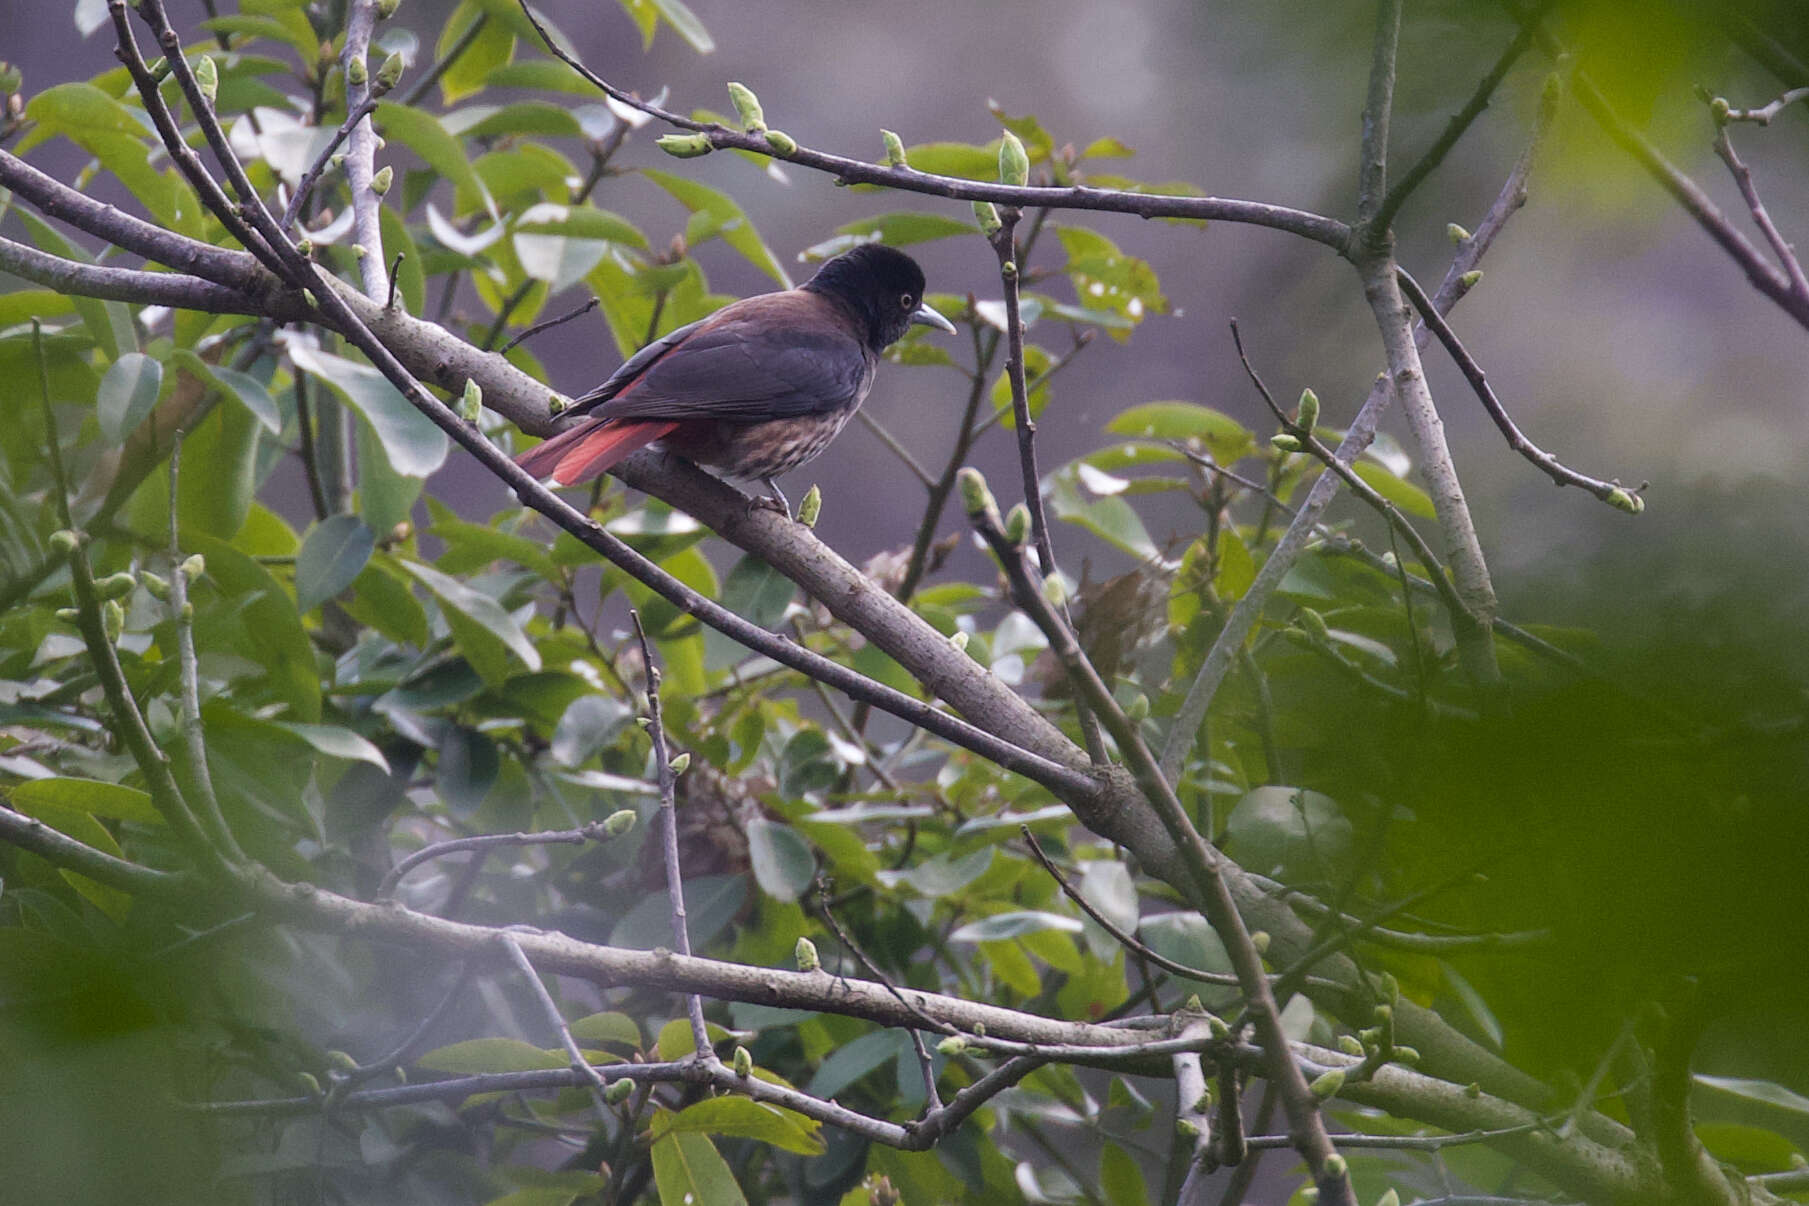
[501,934,612,1120]
[498,296,601,355]
[1709,125,1809,299]
[511,0,1352,249]
[631,609,712,1060]
[377,821,621,897]
[279,95,379,231]
[1396,268,1642,508]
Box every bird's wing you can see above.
[567,314,712,413]
[594,308,874,423]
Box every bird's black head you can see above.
[802,243,956,350]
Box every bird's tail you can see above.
[515,418,679,486]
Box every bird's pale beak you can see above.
[911,304,957,334]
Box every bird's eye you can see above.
[900,293,915,310]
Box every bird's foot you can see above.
[747,478,791,520]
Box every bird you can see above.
[515,242,958,514]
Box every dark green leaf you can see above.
[296,515,376,613]
[288,344,449,478]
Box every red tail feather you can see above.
[515,419,679,486]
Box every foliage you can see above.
[2,4,1808,1206]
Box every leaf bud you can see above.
[881,129,907,168]
[1182,993,1204,1013]
[1379,971,1400,1005]
[667,752,690,774]
[102,598,125,642]
[1324,1154,1348,1178]
[1458,270,1483,290]
[1445,222,1471,245]
[1337,1034,1366,1057]
[948,629,969,652]
[549,393,568,416]
[1003,503,1031,546]
[604,1078,634,1105]
[972,200,1002,237]
[1295,387,1319,433]
[55,607,80,622]
[458,377,483,423]
[371,165,393,195]
[148,57,171,83]
[1378,1190,1400,1206]
[1296,607,1329,641]
[302,289,319,308]
[1372,1003,1392,1025]
[1709,96,1730,125]
[1463,1081,1482,1098]
[373,51,404,97]
[193,55,218,106]
[1270,433,1302,454]
[794,937,819,972]
[377,0,402,17]
[180,553,206,580]
[726,82,766,133]
[0,62,22,95]
[1308,1068,1346,1100]
[1392,1045,1420,1065]
[1175,1118,1201,1138]
[603,808,637,837]
[1606,487,1645,514]
[296,1072,322,1096]
[49,529,81,555]
[1300,1191,1319,1206]
[326,1049,359,1073]
[732,1045,753,1077]
[1249,930,1270,954]
[1207,1015,1230,1039]
[656,133,714,158]
[795,484,821,528]
[295,237,314,258]
[763,129,796,156]
[1124,693,1150,723]
[1041,573,1067,608]
[956,466,995,518]
[998,129,1029,188]
[353,243,370,260]
[346,55,367,89]
[92,572,136,601]
[935,1035,967,1055]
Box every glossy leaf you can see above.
[295,515,376,613]
[288,344,450,478]
[746,817,816,902]
[95,353,162,443]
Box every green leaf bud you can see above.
[763,129,796,156]
[604,1077,634,1104]
[352,243,370,260]
[1459,269,1483,289]
[726,82,766,133]
[371,165,393,195]
[1000,259,1017,279]
[102,598,125,642]
[193,55,218,106]
[1393,1045,1420,1065]
[1182,994,1204,1013]
[667,752,690,774]
[148,57,172,83]
[956,466,994,517]
[1249,930,1270,954]
[326,1049,359,1073]
[1373,1002,1393,1025]
[346,55,367,88]
[1606,487,1645,514]
[948,629,970,652]
[1003,503,1031,545]
[93,572,136,601]
[1337,1034,1366,1057]
[1271,433,1302,453]
[1125,693,1150,723]
[1207,1015,1230,1040]
[1446,222,1471,245]
[998,129,1029,188]
[302,288,318,308]
[656,133,714,158]
[0,63,21,96]
[49,529,81,555]
[732,1045,753,1077]
[1295,387,1319,433]
[55,607,80,623]
[935,1035,967,1056]
[295,237,314,258]
[1464,1081,1482,1098]
[1175,1118,1201,1139]
[602,809,637,837]
[549,393,568,416]
[373,51,404,97]
[1710,96,1731,125]
[180,553,206,580]
[1309,1068,1346,1100]
[1379,972,1400,1005]
[1324,1154,1347,1179]
[796,484,821,528]
[881,129,907,168]
[1041,573,1067,608]
[1377,1190,1400,1206]
[972,200,1002,237]
[1300,1190,1319,1206]
[794,936,819,972]
[296,1072,322,1096]
[458,377,483,423]
[377,0,402,17]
